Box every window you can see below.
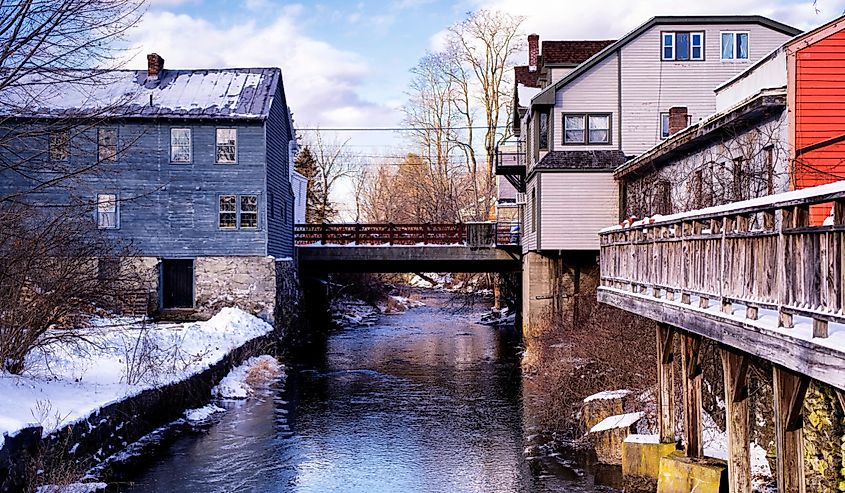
[732,157,746,201]
[662,32,704,61]
[219,194,259,229]
[564,115,585,143]
[49,131,69,161]
[721,32,749,60]
[530,188,537,233]
[240,195,258,229]
[170,128,192,163]
[216,128,237,163]
[97,194,118,229]
[219,195,237,229]
[564,114,611,144]
[538,111,549,150]
[98,128,117,162]
[588,115,610,144]
[655,181,672,215]
[764,145,775,194]
[660,112,670,139]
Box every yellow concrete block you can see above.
[657,455,727,493]
[622,434,679,479]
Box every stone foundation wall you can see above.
[194,256,277,323]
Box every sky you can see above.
[127,0,845,215]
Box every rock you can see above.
[589,411,644,464]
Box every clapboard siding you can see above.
[539,172,618,250]
[620,23,792,155]
[0,120,281,257]
[552,54,619,151]
[522,177,539,253]
[265,79,295,259]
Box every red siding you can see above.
[795,29,845,223]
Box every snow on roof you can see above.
[584,389,632,403]
[589,412,644,433]
[0,68,280,120]
[516,83,541,107]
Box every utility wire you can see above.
[297,125,507,131]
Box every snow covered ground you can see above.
[0,307,274,450]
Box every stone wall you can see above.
[273,259,303,345]
[194,256,277,323]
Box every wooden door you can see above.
[162,259,194,308]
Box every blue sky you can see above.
[129,0,845,215]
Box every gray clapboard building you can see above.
[0,54,300,321]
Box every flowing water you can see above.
[120,294,619,492]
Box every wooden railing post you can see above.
[354,223,361,245]
[388,222,395,245]
[778,207,794,328]
[321,223,327,245]
[423,223,429,245]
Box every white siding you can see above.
[539,172,618,250]
[522,177,539,253]
[715,48,787,111]
[549,67,576,84]
[552,54,619,151]
[620,23,792,155]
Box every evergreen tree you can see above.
[295,146,334,223]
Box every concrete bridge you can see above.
[295,222,521,273]
[599,180,845,493]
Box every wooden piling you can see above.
[657,323,676,444]
[773,366,809,493]
[721,347,751,493]
[681,333,703,457]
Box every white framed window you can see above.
[97,194,118,229]
[721,32,749,60]
[240,195,258,229]
[563,114,585,144]
[538,111,549,150]
[216,128,237,164]
[219,195,237,229]
[660,112,670,139]
[49,131,69,162]
[98,128,117,162]
[662,32,704,61]
[588,115,610,144]
[170,128,192,163]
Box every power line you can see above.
[296,125,507,132]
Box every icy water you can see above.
[121,294,619,492]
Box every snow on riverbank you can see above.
[213,355,284,399]
[0,308,274,449]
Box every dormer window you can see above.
[662,32,704,61]
[721,32,749,60]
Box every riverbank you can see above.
[0,308,279,492]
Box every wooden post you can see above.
[772,366,809,493]
[354,223,361,245]
[681,333,703,457]
[778,208,794,328]
[320,222,327,245]
[721,347,751,493]
[657,324,676,444]
[388,222,395,245]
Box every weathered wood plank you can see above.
[721,347,751,493]
[773,366,808,493]
[597,288,845,390]
[657,324,676,444]
[682,333,703,458]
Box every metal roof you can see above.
[0,68,281,120]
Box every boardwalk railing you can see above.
[295,222,520,247]
[599,180,845,339]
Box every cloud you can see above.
[457,0,845,41]
[127,8,397,129]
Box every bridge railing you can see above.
[295,222,520,247]
[599,180,845,339]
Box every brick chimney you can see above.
[528,34,539,72]
[668,107,689,135]
[147,53,165,79]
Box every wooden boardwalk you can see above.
[599,180,845,493]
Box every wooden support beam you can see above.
[682,334,703,457]
[773,366,809,493]
[657,324,676,444]
[721,347,751,493]
[746,305,758,320]
[813,319,829,338]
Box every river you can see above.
[120,293,619,492]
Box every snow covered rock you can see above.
[590,412,644,465]
[213,355,284,399]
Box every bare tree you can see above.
[306,130,360,223]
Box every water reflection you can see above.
[121,295,618,493]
